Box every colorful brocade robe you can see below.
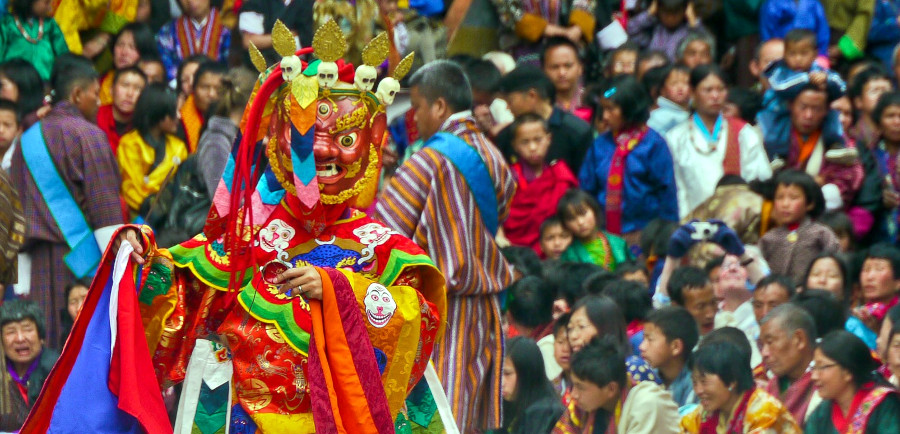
[138,204,446,433]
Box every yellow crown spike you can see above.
[272,20,296,58]
[312,19,347,62]
[361,32,390,67]
[393,52,415,81]
[248,42,268,73]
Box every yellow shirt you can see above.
[680,388,800,433]
[117,130,188,212]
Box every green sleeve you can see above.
[47,19,70,56]
[867,394,900,433]
[838,0,875,59]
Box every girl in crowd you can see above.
[681,340,800,433]
[116,83,188,216]
[557,189,632,271]
[803,253,878,349]
[0,0,68,81]
[175,55,209,110]
[647,64,691,135]
[759,169,841,284]
[577,75,678,248]
[666,64,771,218]
[565,294,658,384]
[100,23,158,105]
[499,337,565,434]
[805,331,900,432]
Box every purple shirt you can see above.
[626,11,705,61]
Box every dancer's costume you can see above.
[24,21,447,434]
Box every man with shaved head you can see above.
[758,303,821,425]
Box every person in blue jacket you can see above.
[760,0,830,57]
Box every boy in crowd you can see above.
[539,216,572,260]
[180,62,226,153]
[758,29,853,168]
[626,0,704,62]
[96,67,147,154]
[502,113,578,253]
[0,99,21,171]
[667,266,717,336]
[138,56,167,84]
[640,306,700,409]
[157,0,231,80]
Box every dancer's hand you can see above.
[114,228,145,265]
[273,266,323,300]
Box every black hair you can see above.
[133,82,178,135]
[540,215,567,237]
[817,330,880,387]
[689,63,727,91]
[658,0,688,13]
[872,91,900,128]
[571,295,629,352]
[502,337,560,431]
[717,175,747,188]
[464,59,502,95]
[601,75,650,128]
[667,266,710,306]
[819,211,854,242]
[112,22,159,61]
[792,289,847,336]
[0,58,44,117]
[640,218,678,257]
[497,65,556,104]
[540,36,582,68]
[0,99,21,125]
[803,253,852,303]
[556,189,604,229]
[755,274,796,299]
[849,65,892,100]
[112,66,147,86]
[726,87,763,124]
[554,311,571,336]
[501,246,544,277]
[545,262,604,306]
[888,303,900,327]
[783,28,818,49]
[63,278,91,301]
[641,65,669,100]
[0,299,45,338]
[570,335,627,389]
[645,306,699,360]
[50,54,99,102]
[690,339,755,393]
[409,60,474,112]
[615,260,649,280]
[510,112,549,140]
[176,54,210,93]
[192,61,228,91]
[703,255,725,277]
[601,280,651,323]
[582,270,618,296]
[10,0,39,18]
[864,243,900,280]
[774,169,826,218]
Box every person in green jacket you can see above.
[0,0,69,81]
[557,188,632,271]
[824,0,876,65]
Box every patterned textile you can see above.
[376,114,516,431]
[766,370,815,427]
[0,15,68,81]
[140,205,446,431]
[685,185,764,245]
[559,233,631,271]
[503,160,577,253]
[0,170,24,284]
[156,9,231,80]
[803,385,900,433]
[180,95,204,154]
[491,0,596,52]
[759,218,841,285]
[8,102,123,346]
[680,387,801,433]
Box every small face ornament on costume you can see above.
[354,65,377,92]
[259,219,296,253]
[376,78,400,105]
[281,56,302,82]
[364,283,397,327]
[317,62,339,89]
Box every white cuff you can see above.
[94,224,124,253]
[15,253,30,296]
[239,12,265,35]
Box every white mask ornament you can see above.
[317,61,339,89]
[364,283,397,328]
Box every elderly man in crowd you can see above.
[758,303,822,426]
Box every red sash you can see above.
[504,161,578,251]
[723,117,745,176]
[96,104,123,155]
[175,8,224,61]
[832,383,895,434]
[606,127,647,235]
[700,388,754,434]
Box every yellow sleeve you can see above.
[117,132,153,211]
[568,9,595,43]
[515,13,549,43]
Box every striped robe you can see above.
[376,114,516,431]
